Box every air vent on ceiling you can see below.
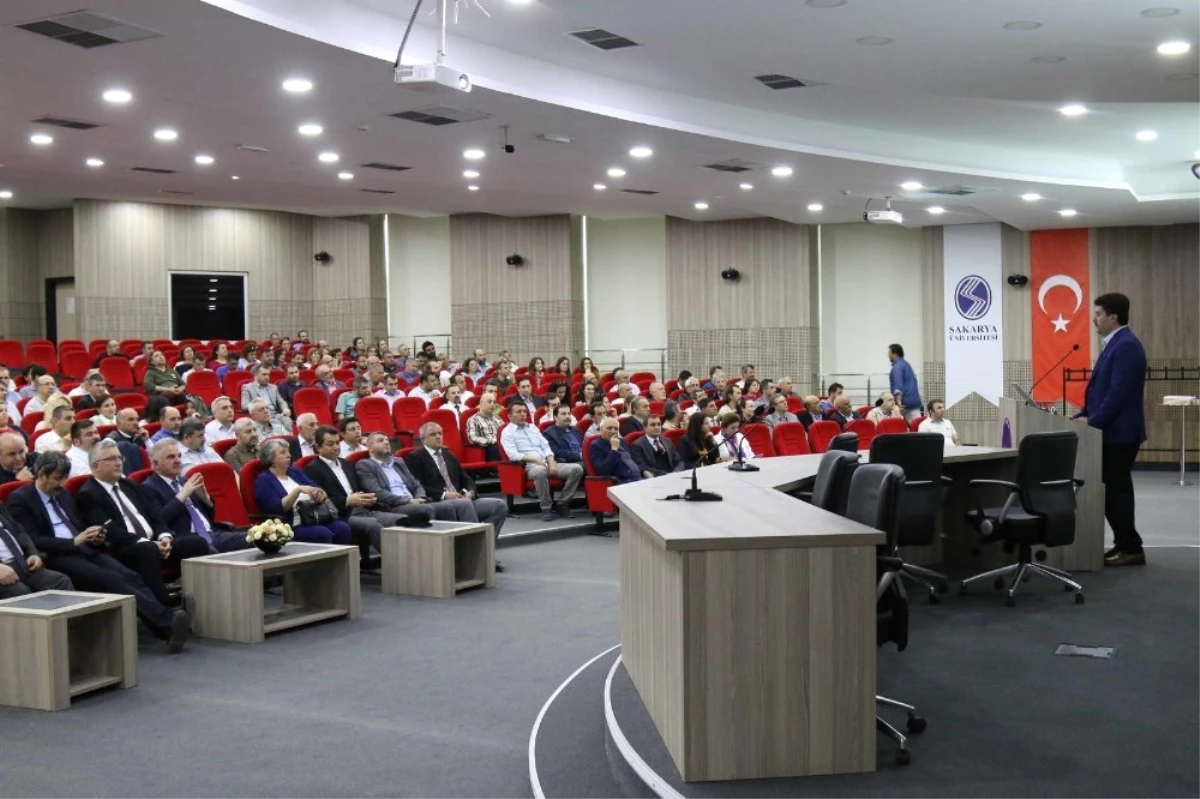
[130,166,176,175]
[925,185,999,196]
[702,158,762,174]
[360,188,396,194]
[15,11,162,49]
[567,28,640,51]
[754,74,815,90]
[360,162,412,172]
[31,115,105,130]
[620,189,660,195]
[390,105,493,126]
[160,189,194,196]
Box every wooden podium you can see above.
[997,397,1105,572]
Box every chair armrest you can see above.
[878,555,904,571]
[967,479,1021,532]
[795,491,813,503]
[940,476,954,487]
[968,479,1021,491]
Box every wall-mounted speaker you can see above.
[314,251,332,264]
[1006,274,1029,287]
[720,268,741,282]
[506,254,525,266]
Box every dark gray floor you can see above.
[1,472,1195,798]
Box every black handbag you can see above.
[296,498,336,527]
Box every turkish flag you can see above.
[1030,229,1090,407]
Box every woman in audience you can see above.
[548,381,569,405]
[141,395,171,425]
[37,395,73,432]
[867,391,903,424]
[738,397,758,423]
[237,343,258,370]
[461,357,484,381]
[527,357,547,389]
[211,342,230,365]
[661,400,683,430]
[347,337,366,360]
[174,345,196,376]
[374,337,389,355]
[252,440,352,545]
[94,394,118,427]
[577,357,601,382]
[743,378,761,401]
[712,412,754,461]
[575,381,598,407]
[307,348,324,367]
[145,351,187,398]
[678,411,722,469]
[553,357,571,379]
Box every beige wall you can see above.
[0,209,42,340]
[311,215,386,344]
[387,214,452,352]
[586,216,668,369]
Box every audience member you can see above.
[204,397,237,445]
[374,373,406,410]
[223,418,261,473]
[25,374,59,414]
[647,382,667,402]
[831,395,858,428]
[0,432,33,484]
[466,394,502,461]
[765,393,800,430]
[0,497,74,599]
[178,419,223,474]
[576,381,599,407]
[144,351,187,398]
[678,412,721,469]
[8,452,190,652]
[630,415,682,478]
[743,378,761,400]
[500,402,583,521]
[396,359,424,390]
[109,407,149,449]
[702,365,726,393]
[798,395,824,429]
[36,395,72,433]
[336,376,372,420]
[867,392,903,424]
[589,417,641,484]
[150,406,183,444]
[248,399,290,438]
[621,396,651,436]
[35,405,74,454]
[93,394,118,427]
[313,364,343,397]
[712,413,755,461]
[278,364,308,412]
[585,401,609,436]
[514,377,544,416]
[820,382,844,413]
[241,364,290,417]
[544,405,584,464]
[131,340,155,366]
[888,343,923,422]
[352,433,441,530]
[661,400,683,430]
[918,399,961,446]
[141,439,250,552]
[408,372,442,406]
[92,339,122,367]
[66,419,100,477]
[338,417,366,457]
[75,373,110,411]
[253,440,352,544]
[442,384,468,419]
[487,360,515,394]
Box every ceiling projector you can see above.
[865,209,904,225]
[394,63,471,93]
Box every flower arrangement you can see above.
[246,518,294,554]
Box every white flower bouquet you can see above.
[246,518,294,553]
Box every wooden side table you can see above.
[0,591,137,711]
[381,520,495,598]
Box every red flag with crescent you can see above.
[1030,229,1090,407]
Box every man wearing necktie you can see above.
[630,416,683,479]
[76,439,211,605]
[0,503,74,599]
[140,438,252,553]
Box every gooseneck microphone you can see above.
[1028,344,1081,402]
[683,442,722,502]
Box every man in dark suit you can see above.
[630,415,683,479]
[107,408,149,449]
[75,439,210,605]
[405,421,507,541]
[797,396,825,430]
[1074,292,1148,567]
[140,438,250,553]
[0,431,33,484]
[620,396,651,437]
[303,425,409,559]
[589,417,641,484]
[8,452,190,651]
[514,377,546,417]
[353,433,436,529]
[0,502,74,599]
[831,395,858,430]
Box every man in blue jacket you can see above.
[589,418,641,484]
[888,343,923,423]
[543,405,584,463]
[1074,293,1147,567]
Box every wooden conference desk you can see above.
[610,444,1103,783]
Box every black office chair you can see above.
[829,431,859,453]
[845,463,926,766]
[960,430,1084,606]
[795,450,859,515]
[869,433,954,604]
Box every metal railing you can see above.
[392,334,451,357]
[586,348,668,377]
[817,372,892,406]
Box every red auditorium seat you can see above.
[495,422,565,512]
[186,370,222,406]
[212,439,238,459]
[128,468,154,484]
[188,462,250,527]
[742,424,775,457]
[786,396,804,414]
[575,416,593,435]
[294,455,316,471]
[238,460,271,520]
[663,428,686,448]
[60,350,92,380]
[391,397,428,445]
[114,394,146,414]
[771,422,811,455]
[0,480,29,503]
[25,342,58,372]
[222,369,253,399]
[877,417,909,435]
[909,415,927,432]
[98,357,136,391]
[332,368,355,385]
[0,340,26,367]
[855,405,872,418]
[580,433,618,522]
[807,420,841,453]
[132,359,150,386]
[629,371,657,383]
[119,340,142,357]
[65,474,91,497]
[845,418,876,450]
[624,430,646,447]
[353,397,395,436]
[293,387,333,425]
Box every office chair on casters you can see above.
[829,431,860,452]
[960,430,1085,606]
[869,433,954,604]
[845,463,926,766]
[794,450,859,515]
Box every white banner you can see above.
[943,223,1004,407]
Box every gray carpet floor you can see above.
[0,471,1195,798]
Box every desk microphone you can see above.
[727,410,764,472]
[1028,344,1080,404]
[683,445,722,502]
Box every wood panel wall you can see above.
[0,209,42,340]
[311,215,386,344]
[449,213,581,364]
[665,217,815,385]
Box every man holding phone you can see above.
[7,452,191,652]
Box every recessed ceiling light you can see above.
[209,278,218,282]
[1032,55,1066,63]
[0,190,12,200]
[208,289,218,293]
[338,172,354,180]
[297,123,323,136]
[900,181,923,191]
[194,154,215,165]
[694,201,709,210]
[1020,193,1042,202]
[607,167,626,178]
[1141,7,1181,17]
[856,36,893,46]
[771,166,794,177]
[282,77,313,93]
[467,185,480,191]
[1136,130,1159,141]
[29,133,53,146]
[1059,208,1078,217]
[463,148,486,160]
[739,183,754,190]
[806,0,846,7]
[926,206,946,215]
[1157,41,1191,55]
[86,157,104,167]
[807,202,824,212]
[1003,20,1042,30]
[593,183,607,191]
[153,128,178,141]
[231,175,240,180]
[102,88,132,104]
[629,146,653,158]
[318,152,339,163]
[463,169,480,178]
[1059,104,1088,117]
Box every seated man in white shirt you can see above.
[36,405,74,454]
[374,373,406,410]
[866,392,903,425]
[408,372,441,406]
[338,417,367,457]
[204,396,237,446]
[178,418,224,474]
[499,401,583,522]
[294,413,319,458]
[66,418,101,477]
[917,399,961,446]
[25,374,60,415]
[441,384,468,420]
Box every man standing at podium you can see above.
[1075,293,1147,567]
